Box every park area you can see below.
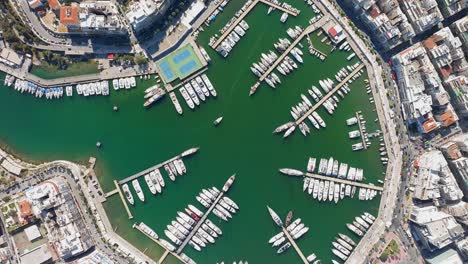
[156,44,204,83]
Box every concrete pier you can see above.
[250,16,329,95]
[300,173,383,191]
[104,189,118,198]
[211,0,299,49]
[294,63,364,125]
[282,227,309,264]
[118,148,197,184]
[114,180,134,219]
[176,192,225,254]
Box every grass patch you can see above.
[31,61,100,80]
[379,239,400,262]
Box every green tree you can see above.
[134,55,147,65]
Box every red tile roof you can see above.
[423,38,437,50]
[439,110,457,127]
[60,6,79,25]
[48,0,60,10]
[369,5,380,18]
[422,117,438,133]
[19,201,32,219]
[328,27,338,37]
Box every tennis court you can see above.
[156,44,204,83]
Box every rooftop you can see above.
[60,6,80,25]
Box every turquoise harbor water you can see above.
[0,1,384,263]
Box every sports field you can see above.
[156,44,204,83]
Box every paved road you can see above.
[14,0,71,45]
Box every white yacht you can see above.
[144,174,157,195]
[122,184,134,205]
[132,179,145,202]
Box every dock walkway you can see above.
[250,16,328,95]
[113,180,134,219]
[104,189,118,198]
[355,112,368,150]
[294,63,364,125]
[303,173,383,191]
[211,0,299,49]
[119,149,194,184]
[176,192,225,254]
[176,191,224,254]
[282,227,309,264]
[133,224,187,264]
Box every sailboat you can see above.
[267,206,283,227]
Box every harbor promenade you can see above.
[0,62,154,88]
[309,0,403,263]
[294,63,364,125]
[211,0,299,49]
[250,16,329,95]
[282,227,309,264]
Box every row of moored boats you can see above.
[133,222,196,264]
[249,26,307,95]
[179,74,217,110]
[274,62,366,138]
[267,207,319,263]
[143,84,166,108]
[5,74,148,100]
[163,177,238,254]
[302,157,380,203]
[122,158,188,205]
[331,213,375,262]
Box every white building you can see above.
[413,150,464,202]
[25,178,93,261]
[126,0,172,33]
[343,0,414,50]
[410,205,464,251]
[399,0,443,34]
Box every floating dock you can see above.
[282,226,309,264]
[297,172,383,191]
[211,0,300,49]
[118,147,198,185]
[355,112,368,150]
[294,63,365,125]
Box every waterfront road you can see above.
[310,0,404,263]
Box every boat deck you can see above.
[251,16,329,94]
[294,63,365,125]
[211,0,300,49]
[176,191,225,254]
[282,226,309,264]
